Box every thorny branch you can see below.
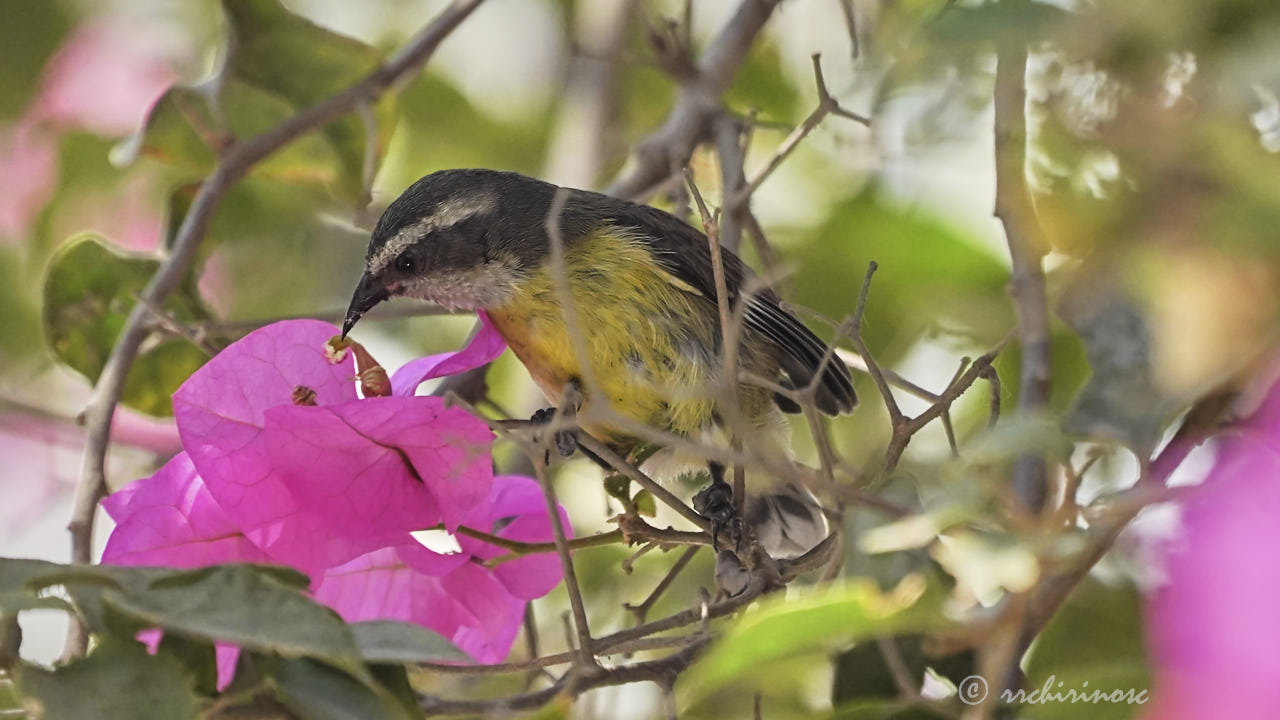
[606,0,782,200]
[731,54,870,207]
[63,0,489,659]
[850,263,1008,472]
[994,32,1051,514]
[975,33,1054,715]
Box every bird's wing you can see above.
[603,199,856,416]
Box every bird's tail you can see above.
[745,482,830,560]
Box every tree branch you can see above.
[994,32,1050,514]
[605,0,782,200]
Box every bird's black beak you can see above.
[342,271,389,338]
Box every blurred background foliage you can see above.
[3,0,1280,718]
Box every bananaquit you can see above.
[342,169,855,558]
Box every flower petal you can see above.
[136,629,239,692]
[171,320,361,572]
[390,313,507,396]
[1145,420,1280,719]
[102,453,271,568]
[267,397,494,534]
[457,475,569,600]
[314,542,523,664]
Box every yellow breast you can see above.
[486,230,767,450]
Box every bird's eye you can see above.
[394,254,416,273]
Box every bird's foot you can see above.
[693,475,742,554]
[530,407,578,462]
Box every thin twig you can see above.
[533,462,598,671]
[418,636,713,715]
[133,293,219,355]
[850,262,904,424]
[419,634,704,675]
[876,636,920,700]
[980,364,1001,427]
[939,359,970,458]
[732,54,869,207]
[684,172,733,360]
[576,435,711,531]
[521,604,553,689]
[624,545,701,626]
[835,348,942,403]
[838,0,860,61]
[63,0,488,660]
[685,170,750,524]
[1020,391,1233,644]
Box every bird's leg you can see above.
[529,407,578,461]
[693,462,742,553]
[530,379,585,464]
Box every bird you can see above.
[342,168,855,561]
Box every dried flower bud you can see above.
[325,336,352,364]
[359,366,392,398]
[291,385,318,406]
[346,341,392,397]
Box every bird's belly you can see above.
[486,289,718,445]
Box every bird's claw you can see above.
[530,407,577,461]
[693,479,742,554]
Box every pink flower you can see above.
[37,21,175,137]
[1144,379,1280,718]
[103,318,568,687]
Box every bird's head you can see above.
[342,169,567,337]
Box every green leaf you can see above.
[102,566,365,674]
[681,575,938,701]
[116,0,395,202]
[114,85,220,175]
[156,633,221,697]
[119,340,214,417]
[0,593,74,615]
[14,637,199,720]
[1019,578,1150,720]
[42,233,210,416]
[633,489,657,518]
[603,474,630,502]
[221,0,394,202]
[0,558,65,594]
[350,620,470,664]
[271,658,418,720]
[43,567,161,631]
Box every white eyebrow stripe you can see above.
[367,192,497,274]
